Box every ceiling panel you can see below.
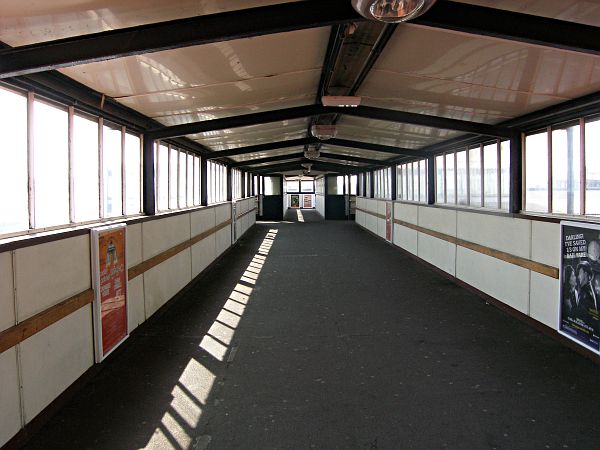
[318,146,393,161]
[59,28,329,98]
[455,1,600,27]
[229,147,305,163]
[0,0,299,46]
[336,116,460,149]
[190,118,310,150]
[360,25,600,123]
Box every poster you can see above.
[91,224,129,362]
[290,194,300,208]
[559,221,600,353]
[303,195,313,208]
[385,202,392,242]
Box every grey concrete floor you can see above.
[21,209,600,449]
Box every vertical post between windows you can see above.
[496,139,502,208]
[580,118,586,215]
[121,126,126,217]
[200,158,208,206]
[547,126,553,213]
[226,166,233,202]
[427,156,435,205]
[68,106,75,224]
[509,132,523,214]
[142,135,156,215]
[98,117,105,218]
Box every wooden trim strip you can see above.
[392,217,559,279]
[0,289,94,354]
[127,219,232,280]
[355,207,386,220]
[236,207,258,220]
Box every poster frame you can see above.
[558,220,600,355]
[90,223,130,363]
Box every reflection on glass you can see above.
[436,155,444,203]
[103,125,122,218]
[34,100,69,227]
[194,156,200,205]
[286,180,299,193]
[445,153,455,204]
[419,160,427,203]
[124,133,141,215]
[0,88,29,234]
[586,119,600,215]
[500,140,510,210]
[350,175,357,195]
[525,132,549,212]
[157,144,169,211]
[469,147,481,207]
[483,143,498,208]
[456,151,468,205]
[264,176,281,195]
[73,115,99,222]
[169,147,178,208]
[552,125,580,215]
[179,151,187,208]
[187,154,194,206]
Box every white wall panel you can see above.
[366,214,377,234]
[191,207,216,237]
[0,251,15,332]
[530,273,560,330]
[315,194,325,217]
[15,235,91,320]
[127,275,145,333]
[192,235,217,278]
[0,348,21,447]
[215,204,231,225]
[457,212,531,258]
[377,218,386,239]
[456,247,530,314]
[418,207,456,236]
[531,221,560,266]
[143,250,192,317]
[20,305,94,422]
[377,200,386,216]
[394,224,418,255]
[126,223,143,267]
[216,226,232,257]
[418,233,456,276]
[142,214,190,259]
[366,199,377,213]
[395,202,418,225]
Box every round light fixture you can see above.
[351,0,437,23]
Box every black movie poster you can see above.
[559,222,600,353]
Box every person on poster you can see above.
[575,261,599,335]
[562,265,578,317]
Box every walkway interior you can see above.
[22,211,600,449]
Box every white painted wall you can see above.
[356,198,563,340]
[315,194,325,218]
[0,198,257,446]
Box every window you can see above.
[435,155,444,203]
[0,87,28,234]
[349,175,357,195]
[456,150,468,205]
[552,124,580,215]
[73,114,100,222]
[445,153,455,204]
[397,159,427,203]
[124,133,141,215]
[102,123,123,218]
[301,180,314,192]
[500,141,510,210]
[157,143,169,211]
[483,142,499,208]
[469,146,481,207]
[586,119,600,215]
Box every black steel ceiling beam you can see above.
[342,105,513,138]
[415,1,600,57]
[0,0,363,79]
[149,104,512,140]
[149,105,324,140]
[205,138,317,159]
[319,152,384,166]
[253,160,362,174]
[327,137,426,157]
[230,153,305,168]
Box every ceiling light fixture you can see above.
[304,147,320,160]
[311,124,337,140]
[322,95,361,107]
[351,0,437,23]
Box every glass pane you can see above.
[483,143,498,208]
[301,180,313,192]
[436,156,444,203]
[445,153,455,204]
[552,125,581,215]
[287,180,299,192]
[456,151,468,205]
[34,100,69,228]
[179,151,186,207]
[169,147,178,208]
[419,160,427,202]
[73,115,99,222]
[103,125,122,218]
[412,162,419,201]
[264,176,281,195]
[350,175,357,195]
[124,133,141,215]
[525,132,549,212]
[469,147,481,206]
[157,144,169,211]
[0,88,28,234]
[586,119,600,215]
[187,154,194,206]
[194,156,200,205]
[500,140,510,210]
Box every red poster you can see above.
[386,202,392,242]
[92,225,128,361]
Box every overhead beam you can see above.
[415,1,600,57]
[230,153,305,168]
[342,105,513,138]
[319,152,385,166]
[206,138,316,159]
[0,0,363,79]
[251,160,362,174]
[326,138,427,157]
